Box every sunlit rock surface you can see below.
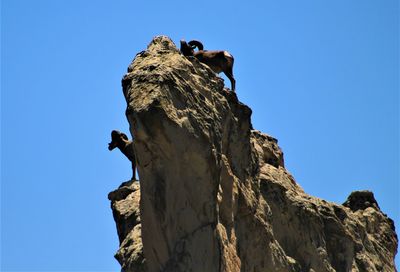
[109,36,397,272]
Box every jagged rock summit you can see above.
[108,36,398,272]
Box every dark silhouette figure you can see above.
[180,39,235,91]
[108,130,136,180]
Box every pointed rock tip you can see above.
[343,190,380,212]
[147,35,178,52]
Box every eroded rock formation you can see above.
[109,36,398,272]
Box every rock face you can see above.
[109,36,398,272]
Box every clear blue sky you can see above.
[2,0,398,271]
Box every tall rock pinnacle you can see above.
[108,36,398,272]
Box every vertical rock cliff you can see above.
[108,36,398,272]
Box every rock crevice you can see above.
[109,36,397,272]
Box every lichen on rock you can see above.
[109,36,398,272]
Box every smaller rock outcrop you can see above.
[108,181,146,272]
[343,190,380,212]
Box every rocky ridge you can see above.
[108,36,398,272]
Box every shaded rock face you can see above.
[109,36,398,272]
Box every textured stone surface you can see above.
[109,36,398,272]
[109,181,147,271]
